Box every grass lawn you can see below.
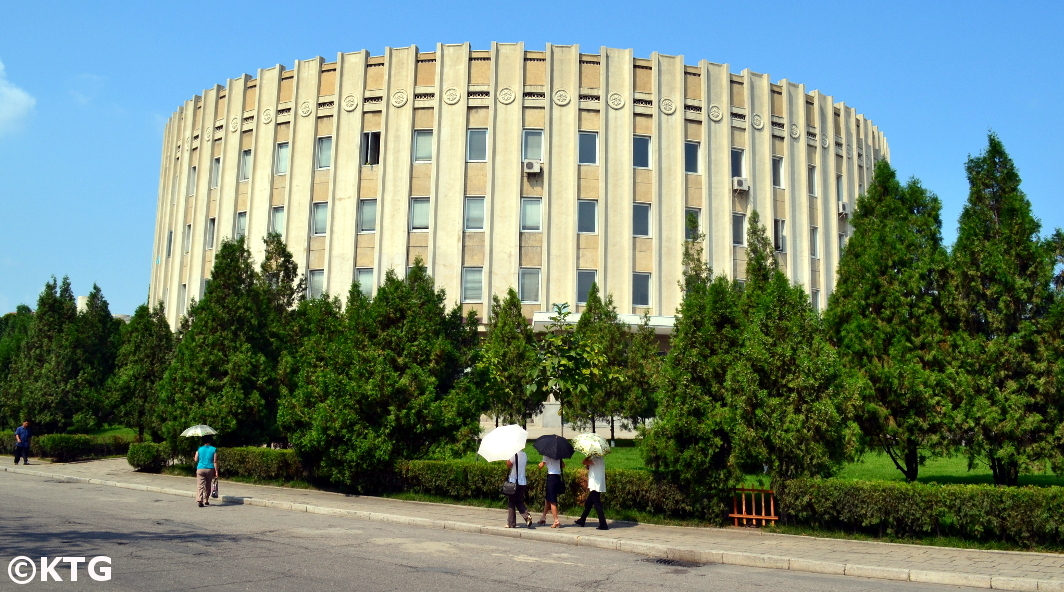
[837,451,1063,487]
[84,426,138,438]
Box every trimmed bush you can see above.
[127,442,171,472]
[777,478,1064,547]
[219,447,304,481]
[2,434,132,461]
[397,460,692,517]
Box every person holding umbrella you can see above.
[572,433,610,530]
[532,434,574,528]
[182,425,220,507]
[478,424,533,528]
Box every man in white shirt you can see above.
[574,455,608,530]
[505,450,533,528]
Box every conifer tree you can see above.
[573,284,628,437]
[109,302,173,440]
[621,312,660,431]
[949,133,1057,486]
[70,284,123,430]
[0,305,34,425]
[825,160,952,481]
[480,288,540,427]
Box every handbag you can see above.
[211,479,219,499]
[500,454,519,496]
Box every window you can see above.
[685,208,700,240]
[684,142,699,173]
[238,149,252,181]
[410,198,430,231]
[772,156,784,188]
[810,227,819,259]
[356,268,374,297]
[307,270,325,299]
[633,136,650,168]
[523,129,543,161]
[519,268,540,303]
[859,182,864,197]
[312,203,328,236]
[633,203,651,237]
[578,200,597,233]
[275,142,289,175]
[632,273,651,307]
[413,130,433,162]
[462,267,483,302]
[209,157,221,188]
[732,213,745,246]
[467,129,487,162]
[316,136,332,169]
[577,270,597,304]
[578,132,598,165]
[521,198,542,232]
[183,224,192,254]
[358,199,377,232]
[235,211,247,238]
[773,218,786,252]
[839,232,846,255]
[811,289,821,313]
[836,174,844,202]
[205,217,216,250]
[166,230,173,258]
[464,197,485,231]
[270,206,285,235]
[187,166,197,196]
[731,148,745,178]
[807,165,817,196]
[178,284,187,317]
[361,131,381,165]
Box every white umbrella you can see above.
[572,432,611,457]
[180,425,218,437]
[477,424,528,462]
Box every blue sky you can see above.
[0,1,1061,315]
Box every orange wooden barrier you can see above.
[729,488,778,527]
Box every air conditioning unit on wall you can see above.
[523,160,542,174]
[838,201,849,217]
[732,177,749,192]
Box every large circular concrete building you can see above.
[151,43,889,328]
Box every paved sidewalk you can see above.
[5,459,1062,591]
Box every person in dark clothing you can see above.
[574,455,608,530]
[14,421,31,465]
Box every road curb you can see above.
[4,466,1057,590]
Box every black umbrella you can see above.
[533,434,575,460]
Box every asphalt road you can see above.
[0,471,972,592]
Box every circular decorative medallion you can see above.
[790,123,799,139]
[752,114,764,130]
[552,89,571,106]
[299,100,312,117]
[846,144,853,158]
[708,104,723,122]
[443,88,461,105]
[229,117,238,132]
[497,87,516,104]
[607,92,625,110]
[821,136,830,149]
[342,94,359,111]
[261,108,273,124]
[204,128,212,141]
[390,90,408,108]
[659,98,676,115]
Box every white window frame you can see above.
[731,148,745,178]
[205,217,216,250]
[522,129,543,161]
[578,131,598,165]
[462,267,484,303]
[467,129,488,162]
[519,268,541,303]
[307,269,325,299]
[684,141,699,174]
[315,136,332,170]
[312,202,328,236]
[358,199,377,233]
[166,230,173,258]
[773,218,786,252]
[633,203,651,238]
[270,206,285,235]
[361,131,381,165]
[576,270,597,305]
[836,174,844,202]
[235,211,247,239]
[410,197,430,231]
[520,198,542,232]
[274,142,289,175]
[183,224,192,254]
[732,213,746,246]
[187,166,197,196]
[810,226,819,259]
[632,135,651,169]
[238,149,252,182]
[811,289,821,313]
[685,207,700,241]
[355,268,374,297]
[209,156,221,188]
[808,165,817,196]
[413,130,433,163]
[577,200,598,234]
[464,197,485,232]
[632,272,652,307]
[772,156,784,188]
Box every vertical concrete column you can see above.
[603,47,634,307]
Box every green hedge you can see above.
[2,434,132,462]
[776,478,1064,546]
[397,460,692,517]
[127,442,171,472]
[220,447,304,481]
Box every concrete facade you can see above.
[151,43,890,328]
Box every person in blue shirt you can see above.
[14,421,31,465]
[193,435,219,507]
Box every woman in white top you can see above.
[505,450,533,528]
[574,455,608,530]
[537,456,564,528]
